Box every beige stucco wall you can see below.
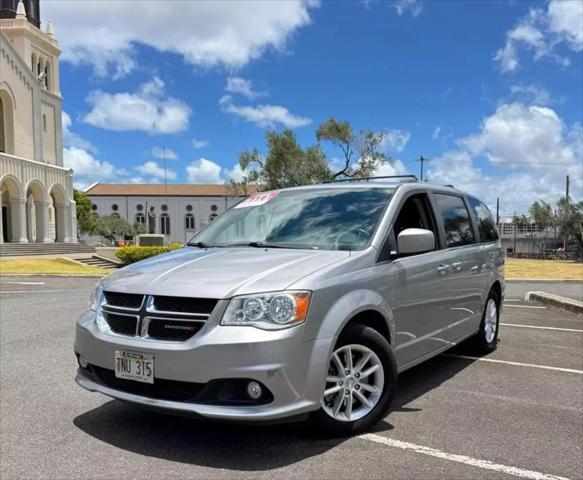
[0,47,35,160]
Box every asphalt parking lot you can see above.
[0,276,581,480]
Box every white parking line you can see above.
[2,281,45,285]
[444,354,583,375]
[359,434,571,480]
[501,323,583,333]
[0,289,67,294]
[504,305,547,309]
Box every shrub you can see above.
[115,243,183,264]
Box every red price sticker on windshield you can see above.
[234,191,279,209]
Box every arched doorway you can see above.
[0,175,26,243]
[25,180,48,243]
[48,184,68,242]
[0,88,15,154]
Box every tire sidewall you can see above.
[477,290,500,353]
[309,324,398,437]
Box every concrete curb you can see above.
[524,291,583,315]
[506,278,583,283]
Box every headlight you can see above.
[88,284,110,332]
[221,291,311,330]
[88,283,103,311]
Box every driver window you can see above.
[393,194,437,250]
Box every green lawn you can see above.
[0,258,111,276]
[505,258,583,280]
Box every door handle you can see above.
[451,261,463,271]
[471,265,479,273]
[437,264,450,275]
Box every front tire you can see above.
[308,323,398,437]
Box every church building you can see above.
[0,0,77,245]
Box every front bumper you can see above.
[75,310,331,422]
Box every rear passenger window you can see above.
[468,197,499,242]
[434,194,475,247]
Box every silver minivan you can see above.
[75,176,504,435]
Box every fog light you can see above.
[246,381,262,400]
[78,355,88,369]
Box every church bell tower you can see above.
[0,0,40,27]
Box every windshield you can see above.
[189,187,393,251]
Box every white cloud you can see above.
[373,159,408,177]
[192,138,209,149]
[150,147,178,160]
[379,129,411,152]
[64,147,122,189]
[225,163,246,182]
[495,0,581,73]
[220,95,311,129]
[135,161,177,181]
[461,103,575,168]
[62,112,95,152]
[225,77,265,99]
[432,126,441,139]
[43,1,318,77]
[392,0,422,17]
[83,77,191,134]
[186,158,224,184]
[509,84,551,105]
[428,102,582,213]
[547,0,583,51]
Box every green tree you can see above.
[73,189,99,236]
[97,215,134,244]
[556,197,583,256]
[529,200,555,252]
[229,118,392,193]
[233,129,329,192]
[316,118,389,179]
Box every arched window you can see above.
[135,213,145,224]
[209,213,218,222]
[91,204,98,211]
[160,214,170,235]
[185,214,195,230]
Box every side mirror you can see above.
[397,228,435,255]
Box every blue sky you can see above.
[44,0,582,216]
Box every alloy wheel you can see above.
[322,344,384,422]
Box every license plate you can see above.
[115,351,154,384]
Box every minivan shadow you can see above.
[73,343,479,471]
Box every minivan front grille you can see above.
[104,312,138,336]
[151,295,217,315]
[146,319,203,341]
[103,291,144,309]
[99,292,218,342]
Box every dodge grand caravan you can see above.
[75,176,504,435]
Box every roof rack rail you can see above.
[444,184,455,188]
[322,175,419,184]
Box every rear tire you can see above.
[470,290,500,354]
[308,323,398,437]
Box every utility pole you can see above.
[415,155,431,181]
[566,174,570,202]
[513,210,517,255]
[496,197,499,226]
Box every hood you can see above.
[101,246,350,299]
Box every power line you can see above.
[415,155,431,181]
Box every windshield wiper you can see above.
[247,241,301,249]
[187,241,214,248]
